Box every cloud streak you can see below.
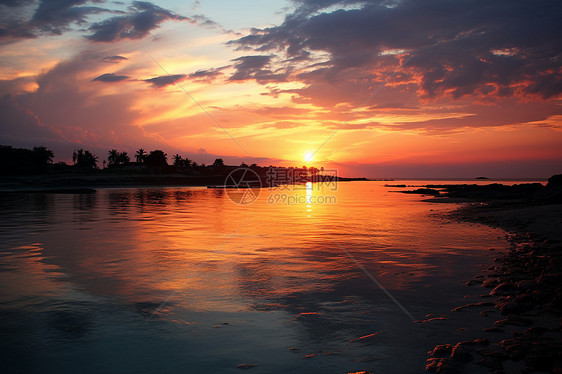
[144,74,187,88]
[92,73,129,82]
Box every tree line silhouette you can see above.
[1,145,54,175]
[1,144,325,178]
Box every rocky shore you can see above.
[425,176,562,373]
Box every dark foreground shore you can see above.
[424,178,562,373]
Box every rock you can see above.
[490,282,518,296]
[430,344,453,356]
[437,359,466,374]
[474,338,489,346]
[452,301,494,312]
[414,316,448,323]
[501,315,533,326]
[482,278,499,288]
[546,174,562,188]
[451,343,473,362]
[466,279,481,286]
[402,188,440,195]
[497,300,521,315]
[425,357,442,372]
[237,363,257,369]
[500,338,528,361]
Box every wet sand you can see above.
[426,200,562,373]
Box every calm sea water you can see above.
[0,181,512,373]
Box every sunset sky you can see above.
[1,0,561,178]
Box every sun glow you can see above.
[304,151,314,162]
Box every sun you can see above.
[304,151,314,162]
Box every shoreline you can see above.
[425,197,562,373]
[0,172,368,193]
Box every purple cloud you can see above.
[92,73,129,82]
[144,74,187,88]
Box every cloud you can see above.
[0,0,199,43]
[391,100,562,134]
[92,73,129,82]
[229,55,289,83]
[0,51,169,161]
[102,55,128,63]
[0,0,34,7]
[189,66,227,81]
[0,0,111,41]
[230,0,562,102]
[85,1,187,42]
[0,94,65,147]
[0,76,35,95]
[144,74,186,87]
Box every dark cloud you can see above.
[0,0,110,41]
[92,73,129,82]
[289,0,365,16]
[86,1,186,42]
[229,55,289,83]
[189,66,227,81]
[0,0,197,43]
[230,0,562,103]
[0,0,34,6]
[101,55,128,63]
[144,74,186,88]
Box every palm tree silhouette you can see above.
[73,149,98,169]
[173,154,183,167]
[135,148,146,163]
[117,151,129,165]
[108,149,119,166]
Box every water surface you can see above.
[0,181,510,373]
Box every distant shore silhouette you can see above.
[0,144,367,192]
